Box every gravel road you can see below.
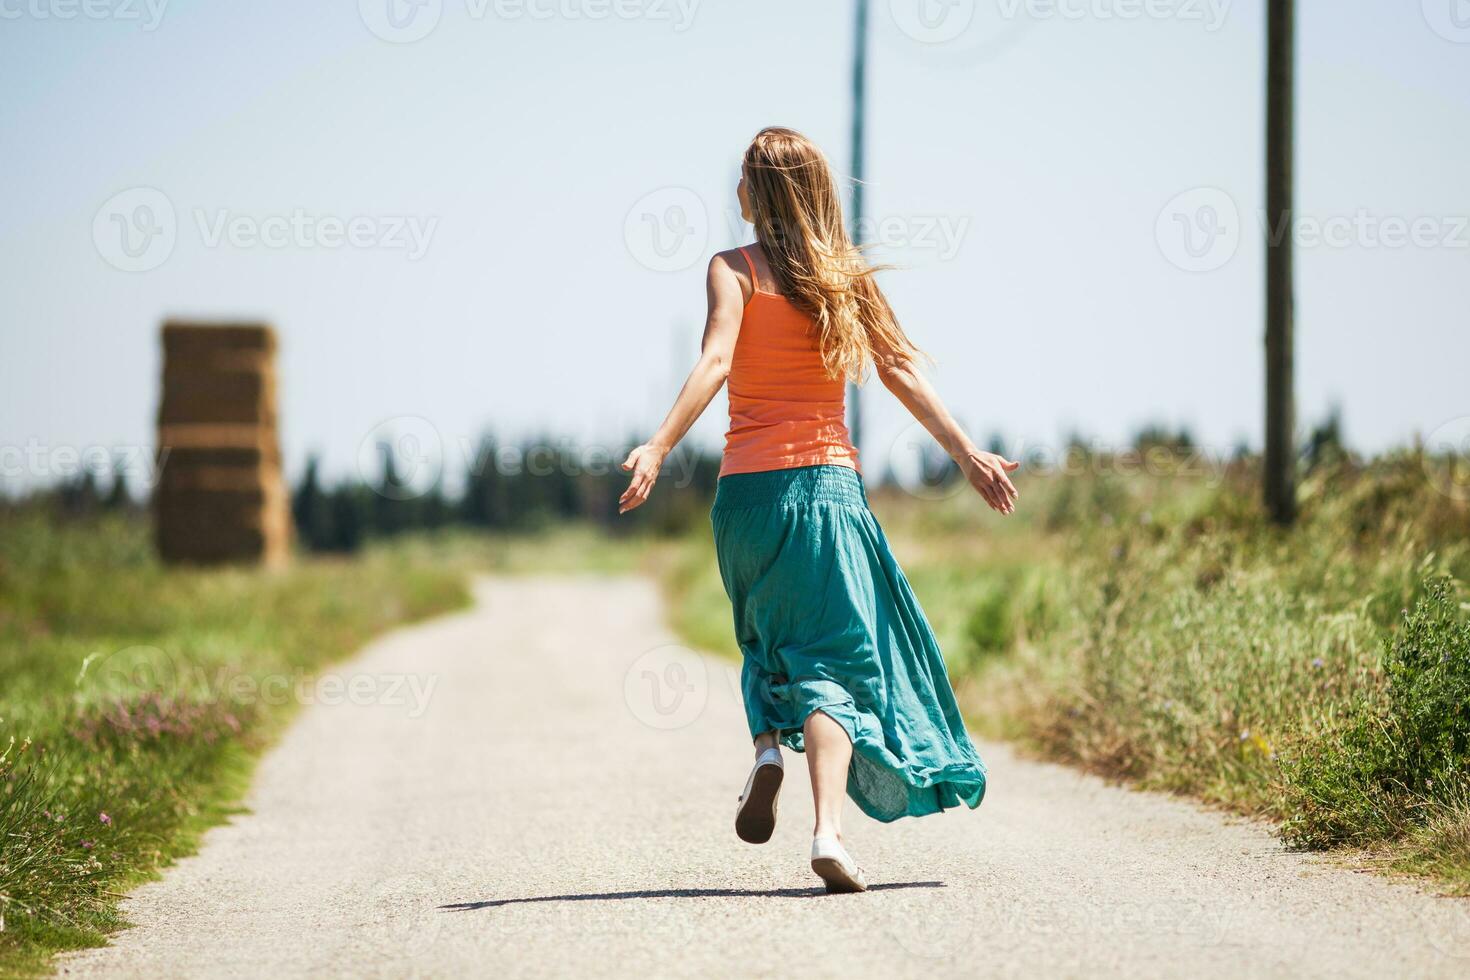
[58,576,1470,978]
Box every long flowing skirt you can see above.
[710,464,986,822]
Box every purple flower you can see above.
[1311,658,1325,669]
[99,812,112,826]
[81,840,94,850]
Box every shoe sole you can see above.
[734,762,783,844]
[811,856,868,894]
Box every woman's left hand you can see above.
[619,444,669,514]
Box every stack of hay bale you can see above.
[154,322,290,567]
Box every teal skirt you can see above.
[711,464,986,823]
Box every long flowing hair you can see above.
[742,126,923,382]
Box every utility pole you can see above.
[848,0,869,458]
[1264,0,1296,525]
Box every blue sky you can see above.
[2,0,1468,492]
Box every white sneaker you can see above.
[734,747,784,844]
[810,836,867,893]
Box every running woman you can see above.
[620,126,1019,893]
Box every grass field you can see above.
[0,509,472,976]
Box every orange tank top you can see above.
[720,246,860,478]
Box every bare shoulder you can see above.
[709,247,755,301]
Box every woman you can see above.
[620,127,1019,893]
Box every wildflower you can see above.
[99,812,112,827]
[1311,658,1324,669]
[1239,729,1250,742]
[80,840,94,850]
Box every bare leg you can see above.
[753,730,780,755]
[803,710,852,841]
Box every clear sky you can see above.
[2,0,1467,493]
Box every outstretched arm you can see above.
[619,254,745,514]
[875,351,1019,515]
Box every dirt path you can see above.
[59,576,1470,978]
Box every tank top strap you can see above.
[737,246,760,295]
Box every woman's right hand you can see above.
[959,450,1020,515]
[619,444,669,514]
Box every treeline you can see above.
[290,436,723,553]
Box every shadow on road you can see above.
[440,881,945,910]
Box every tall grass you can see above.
[0,508,469,975]
[655,453,1470,889]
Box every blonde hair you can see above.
[742,126,923,382]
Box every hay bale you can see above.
[153,322,289,567]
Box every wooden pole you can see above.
[848,0,869,458]
[1264,0,1296,525]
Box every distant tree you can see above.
[328,486,365,553]
[58,469,101,515]
[103,457,131,510]
[1304,406,1346,472]
[1133,424,1195,455]
[291,455,333,550]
